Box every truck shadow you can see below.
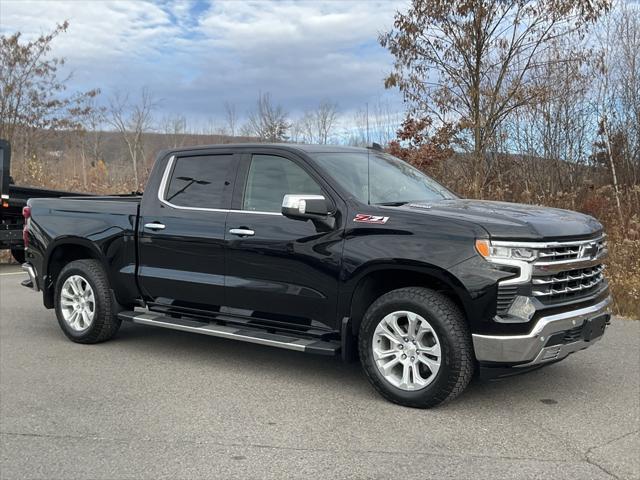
[115,321,595,410]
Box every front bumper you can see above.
[472,296,611,368]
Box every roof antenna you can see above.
[367,147,371,205]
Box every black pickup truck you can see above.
[21,144,611,407]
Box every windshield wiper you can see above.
[375,201,411,206]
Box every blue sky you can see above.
[0,0,407,128]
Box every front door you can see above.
[224,152,344,331]
[138,152,237,314]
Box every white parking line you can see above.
[0,272,25,276]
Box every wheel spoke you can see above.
[68,310,79,328]
[409,363,428,386]
[407,312,419,338]
[373,347,397,361]
[81,310,90,327]
[76,277,87,295]
[418,354,441,373]
[386,314,406,339]
[400,362,411,387]
[418,343,441,357]
[377,330,402,345]
[380,356,401,376]
[68,278,81,296]
[61,290,74,300]
[417,324,434,338]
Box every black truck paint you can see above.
[21,143,611,407]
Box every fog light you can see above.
[495,296,536,323]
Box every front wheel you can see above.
[358,287,474,408]
[54,259,121,344]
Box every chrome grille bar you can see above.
[532,265,605,285]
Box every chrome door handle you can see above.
[144,222,166,230]
[229,228,255,237]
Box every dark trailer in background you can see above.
[0,139,88,263]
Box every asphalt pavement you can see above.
[1,263,638,479]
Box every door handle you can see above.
[229,228,255,237]
[144,222,166,230]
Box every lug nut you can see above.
[404,337,409,342]
[411,356,415,361]
[398,344,403,349]
[401,354,407,359]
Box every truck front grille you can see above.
[531,236,607,305]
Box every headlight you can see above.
[475,239,536,262]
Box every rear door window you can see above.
[165,154,234,209]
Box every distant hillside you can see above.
[11,129,258,166]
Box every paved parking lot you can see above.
[0,263,638,479]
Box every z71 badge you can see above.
[353,214,389,224]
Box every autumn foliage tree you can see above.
[380,0,611,195]
[0,22,99,158]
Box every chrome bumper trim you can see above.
[472,297,611,366]
[21,263,39,291]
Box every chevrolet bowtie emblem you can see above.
[579,242,598,259]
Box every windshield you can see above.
[312,151,456,205]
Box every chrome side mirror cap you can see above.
[281,194,328,219]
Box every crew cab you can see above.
[21,144,611,407]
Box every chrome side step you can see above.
[117,311,340,356]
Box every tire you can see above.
[358,287,474,408]
[54,259,121,344]
[10,248,25,264]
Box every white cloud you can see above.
[0,0,407,125]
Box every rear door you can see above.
[223,150,344,332]
[138,150,238,314]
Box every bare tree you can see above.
[591,4,640,227]
[77,96,106,189]
[343,107,369,146]
[108,88,156,189]
[299,100,339,144]
[245,92,289,142]
[380,0,610,195]
[371,98,402,147]
[500,35,597,198]
[224,101,238,137]
[605,4,640,187]
[0,22,99,159]
[160,113,187,148]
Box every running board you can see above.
[118,311,340,356]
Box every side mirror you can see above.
[282,194,328,218]
[282,194,335,230]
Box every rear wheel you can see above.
[54,259,121,343]
[10,248,25,264]
[358,287,473,408]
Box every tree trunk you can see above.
[603,117,625,231]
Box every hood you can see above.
[398,199,603,240]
